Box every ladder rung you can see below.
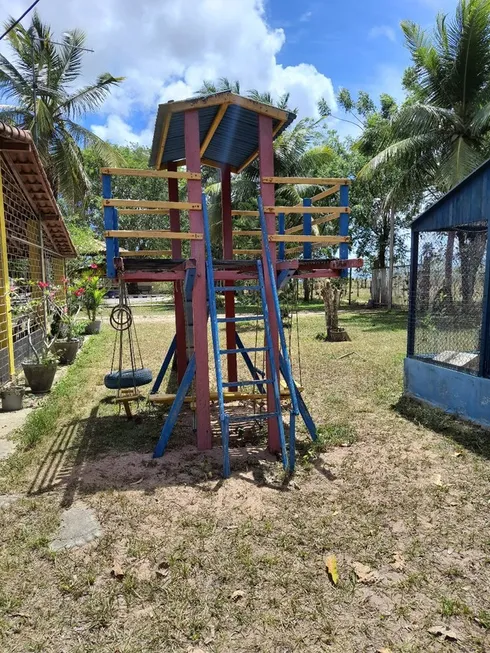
[219,347,267,355]
[216,285,260,292]
[217,316,264,323]
[222,380,272,387]
[228,412,279,423]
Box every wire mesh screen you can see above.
[411,222,487,375]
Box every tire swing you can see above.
[104,281,152,419]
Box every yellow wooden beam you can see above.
[269,235,350,244]
[117,209,170,216]
[311,214,341,228]
[0,168,14,377]
[149,388,293,405]
[265,206,350,215]
[105,230,203,240]
[101,168,200,180]
[200,103,229,156]
[122,250,173,257]
[231,210,259,217]
[232,249,262,255]
[232,230,261,237]
[103,199,201,210]
[156,112,171,170]
[309,185,341,202]
[263,177,351,185]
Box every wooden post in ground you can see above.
[221,164,238,390]
[259,114,281,454]
[167,161,187,382]
[184,110,212,449]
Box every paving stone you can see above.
[50,501,102,551]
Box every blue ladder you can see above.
[202,194,288,478]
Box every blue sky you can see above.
[1,0,459,144]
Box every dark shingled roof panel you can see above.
[411,157,490,232]
[149,92,296,172]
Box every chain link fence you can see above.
[410,222,487,375]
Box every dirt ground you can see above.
[1,309,490,652]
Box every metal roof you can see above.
[149,91,296,173]
[411,157,490,233]
[0,123,76,257]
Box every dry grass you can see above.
[1,308,490,652]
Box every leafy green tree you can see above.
[0,12,124,202]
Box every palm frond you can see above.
[61,74,124,119]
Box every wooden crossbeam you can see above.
[231,210,259,217]
[200,103,229,156]
[232,249,262,255]
[309,185,341,203]
[117,209,169,215]
[101,168,200,179]
[269,235,350,244]
[123,250,172,257]
[311,214,341,228]
[149,389,293,404]
[103,199,201,210]
[262,177,351,185]
[232,230,261,237]
[265,206,350,215]
[105,230,203,240]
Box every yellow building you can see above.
[0,123,76,384]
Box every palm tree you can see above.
[362,0,490,304]
[0,12,124,203]
[363,0,490,195]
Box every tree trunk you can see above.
[444,231,455,301]
[303,278,311,302]
[458,231,486,311]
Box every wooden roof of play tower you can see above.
[149,92,296,173]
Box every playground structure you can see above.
[103,92,363,475]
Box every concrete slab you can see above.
[50,501,102,552]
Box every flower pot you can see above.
[85,320,102,335]
[22,362,58,394]
[1,387,24,411]
[52,339,80,365]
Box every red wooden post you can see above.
[221,164,238,390]
[184,110,212,449]
[167,161,187,383]
[259,114,281,453]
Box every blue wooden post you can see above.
[303,198,312,259]
[339,184,349,278]
[278,212,285,260]
[102,174,116,278]
[479,221,490,377]
[407,230,419,357]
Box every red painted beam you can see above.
[185,110,212,450]
[167,161,187,382]
[221,164,238,389]
[330,258,364,269]
[259,114,280,454]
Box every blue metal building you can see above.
[405,159,490,426]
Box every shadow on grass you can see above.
[341,309,407,332]
[394,395,490,459]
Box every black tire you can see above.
[104,368,153,390]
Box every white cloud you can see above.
[1,0,337,145]
[300,11,312,22]
[369,25,396,42]
[91,115,153,146]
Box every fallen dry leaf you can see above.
[130,477,144,485]
[427,625,462,641]
[432,473,443,486]
[377,649,393,653]
[111,560,125,580]
[454,451,463,457]
[231,590,245,601]
[325,554,339,585]
[352,561,377,583]
[390,551,405,571]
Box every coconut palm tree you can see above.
[0,12,124,203]
[363,0,490,195]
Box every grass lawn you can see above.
[1,307,490,652]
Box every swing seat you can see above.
[104,368,153,390]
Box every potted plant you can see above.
[76,265,105,334]
[1,376,24,411]
[22,316,59,394]
[51,309,83,364]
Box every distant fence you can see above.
[371,265,410,308]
